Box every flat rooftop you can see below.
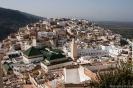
[65,68,80,84]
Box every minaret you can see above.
[71,38,77,59]
[0,54,3,88]
[32,38,37,46]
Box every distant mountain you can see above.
[20,11,44,20]
[0,7,45,41]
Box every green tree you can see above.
[90,62,133,88]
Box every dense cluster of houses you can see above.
[0,18,132,88]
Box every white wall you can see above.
[78,66,91,81]
[57,39,67,46]
[12,63,35,76]
[64,68,80,84]
[38,32,55,37]
[100,45,111,52]
[40,62,48,72]
[63,66,91,84]
[23,56,43,64]
[13,66,20,75]
[24,45,32,50]
[77,47,108,56]
[109,46,120,56]
[7,51,21,56]
[41,61,72,72]
[16,34,24,41]
[48,61,72,70]
[57,22,66,27]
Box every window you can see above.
[129,58,131,60]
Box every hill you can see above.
[0,7,45,41]
[92,21,133,39]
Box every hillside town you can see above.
[0,18,132,88]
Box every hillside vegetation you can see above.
[95,21,133,39]
[0,7,44,41]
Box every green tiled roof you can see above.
[45,46,52,49]
[47,54,66,61]
[20,61,24,64]
[2,63,12,71]
[41,50,50,58]
[43,46,64,53]
[23,46,43,57]
[41,50,66,61]
[41,57,73,66]
[51,49,64,53]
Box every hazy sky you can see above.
[0,0,133,22]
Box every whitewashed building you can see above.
[22,46,43,64]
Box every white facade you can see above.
[6,51,21,57]
[64,46,108,57]
[32,39,50,49]
[41,61,72,72]
[23,56,43,64]
[108,45,121,56]
[77,47,108,56]
[38,32,56,37]
[100,45,111,52]
[16,34,24,41]
[79,56,91,63]
[78,66,91,82]
[57,39,67,46]
[43,20,49,25]
[57,22,66,27]
[0,48,7,54]
[64,39,124,58]
[24,45,32,50]
[13,64,35,75]
[63,39,111,58]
